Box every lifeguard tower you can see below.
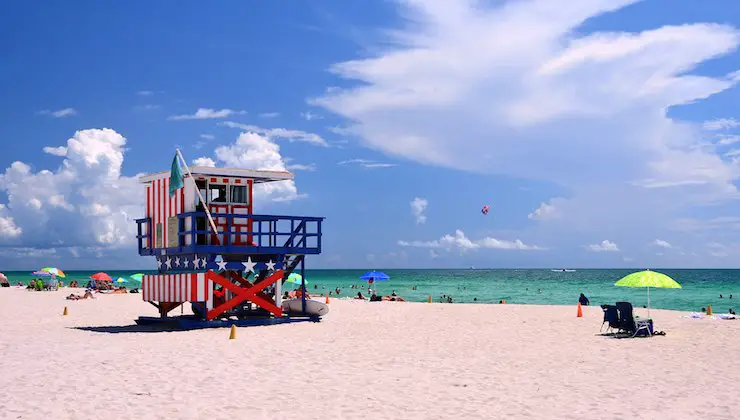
[133,156,324,328]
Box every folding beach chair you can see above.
[615,301,652,338]
[600,304,619,334]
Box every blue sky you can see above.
[1,0,740,270]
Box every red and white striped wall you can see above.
[142,273,213,309]
[145,176,185,249]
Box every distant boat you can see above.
[551,269,576,272]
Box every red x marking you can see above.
[205,270,284,320]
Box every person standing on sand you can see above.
[579,293,590,306]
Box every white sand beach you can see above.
[1,288,740,420]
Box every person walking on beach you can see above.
[578,293,590,306]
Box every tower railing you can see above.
[135,213,323,256]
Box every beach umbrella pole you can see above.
[647,286,651,318]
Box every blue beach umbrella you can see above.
[360,271,390,283]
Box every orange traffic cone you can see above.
[229,325,237,340]
[63,306,68,316]
[325,293,330,304]
[707,304,712,315]
[427,296,432,303]
[577,302,583,318]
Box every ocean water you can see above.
[4,269,739,313]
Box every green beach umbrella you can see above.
[130,273,144,281]
[615,270,681,317]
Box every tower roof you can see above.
[139,167,293,184]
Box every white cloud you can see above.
[259,112,280,118]
[0,215,22,237]
[43,146,67,156]
[286,163,316,171]
[0,247,58,258]
[311,0,740,247]
[672,216,740,231]
[366,253,376,262]
[398,229,543,251]
[429,249,440,259]
[338,158,397,169]
[653,239,672,249]
[137,90,154,96]
[197,132,306,203]
[301,111,323,121]
[717,135,740,146]
[221,121,328,147]
[704,118,740,131]
[0,129,141,249]
[586,240,620,252]
[0,127,305,264]
[528,199,562,221]
[49,195,74,211]
[410,197,428,224]
[192,157,216,167]
[169,108,246,121]
[81,203,111,216]
[37,108,77,118]
[328,126,353,136]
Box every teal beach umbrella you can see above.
[285,272,308,286]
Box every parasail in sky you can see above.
[481,205,490,215]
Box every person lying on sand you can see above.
[66,291,95,300]
[381,295,406,302]
[355,292,367,300]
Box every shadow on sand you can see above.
[71,324,183,334]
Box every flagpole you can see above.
[175,148,221,245]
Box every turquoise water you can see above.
[4,269,739,313]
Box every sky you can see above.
[1,0,740,270]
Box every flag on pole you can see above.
[169,153,184,197]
